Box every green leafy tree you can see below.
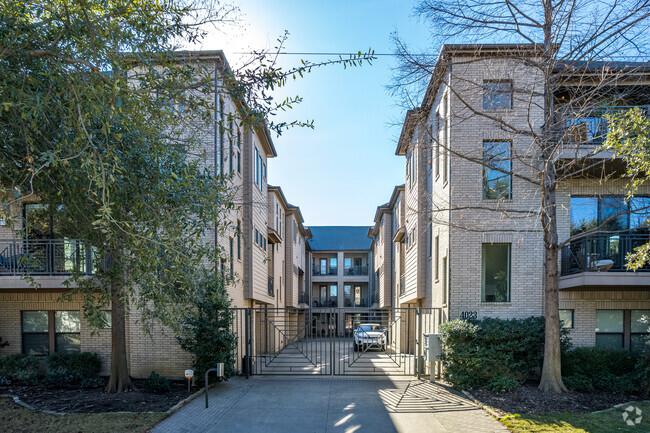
[0,1,373,393]
[603,107,650,270]
[176,270,237,382]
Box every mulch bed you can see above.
[0,379,195,413]
[470,381,638,416]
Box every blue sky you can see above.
[202,0,431,226]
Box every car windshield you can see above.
[358,325,380,332]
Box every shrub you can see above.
[438,317,571,391]
[0,353,39,385]
[176,273,237,383]
[143,371,171,394]
[562,347,640,394]
[43,352,101,387]
[486,375,520,392]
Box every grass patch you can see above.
[501,401,650,432]
[0,397,167,433]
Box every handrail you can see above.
[0,238,98,276]
[561,232,650,275]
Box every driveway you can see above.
[152,376,508,433]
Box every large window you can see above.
[483,80,513,110]
[22,310,80,355]
[631,310,650,353]
[571,196,650,235]
[595,310,624,349]
[483,141,512,199]
[481,243,510,302]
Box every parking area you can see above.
[153,376,509,433]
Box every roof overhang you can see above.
[392,226,406,243]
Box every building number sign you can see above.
[459,311,478,320]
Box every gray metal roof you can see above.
[308,226,372,251]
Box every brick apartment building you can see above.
[370,44,650,350]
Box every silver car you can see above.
[353,323,386,351]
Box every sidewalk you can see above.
[152,376,509,433]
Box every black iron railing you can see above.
[561,232,650,276]
[559,105,650,145]
[312,266,337,276]
[0,238,98,276]
[268,276,274,297]
[298,292,309,305]
[344,265,368,276]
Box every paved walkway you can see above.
[152,376,508,433]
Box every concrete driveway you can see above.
[152,376,508,433]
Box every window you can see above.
[228,117,233,173]
[442,256,448,304]
[596,310,624,349]
[631,310,650,353]
[254,229,259,245]
[236,128,241,174]
[218,97,224,177]
[330,257,337,274]
[434,235,439,280]
[320,259,327,275]
[22,311,81,355]
[263,237,267,251]
[406,149,412,187]
[435,112,441,178]
[254,148,259,186]
[570,196,650,235]
[100,311,112,329]
[55,311,80,353]
[483,80,513,110]
[481,243,510,302]
[236,220,241,260]
[483,141,512,199]
[22,311,49,355]
[428,223,433,259]
[229,237,234,276]
[559,309,574,328]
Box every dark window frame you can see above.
[483,80,513,110]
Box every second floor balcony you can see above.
[344,265,368,276]
[560,232,650,289]
[0,238,97,276]
[312,265,337,276]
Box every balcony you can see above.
[0,239,97,276]
[560,232,650,289]
[399,274,405,296]
[298,291,309,305]
[268,276,274,297]
[344,265,368,276]
[559,105,650,147]
[312,266,337,276]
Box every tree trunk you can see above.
[106,278,134,393]
[538,165,568,393]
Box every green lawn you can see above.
[0,397,167,433]
[501,401,650,433]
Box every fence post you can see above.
[244,308,250,379]
[416,307,422,380]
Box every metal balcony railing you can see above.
[268,276,274,297]
[344,265,368,276]
[559,105,650,146]
[560,232,650,276]
[0,238,98,276]
[298,292,309,305]
[399,274,405,296]
[312,266,337,276]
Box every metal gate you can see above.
[230,308,441,376]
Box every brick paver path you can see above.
[152,376,508,433]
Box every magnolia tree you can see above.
[390,0,650,392]
[0,0,373,392]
